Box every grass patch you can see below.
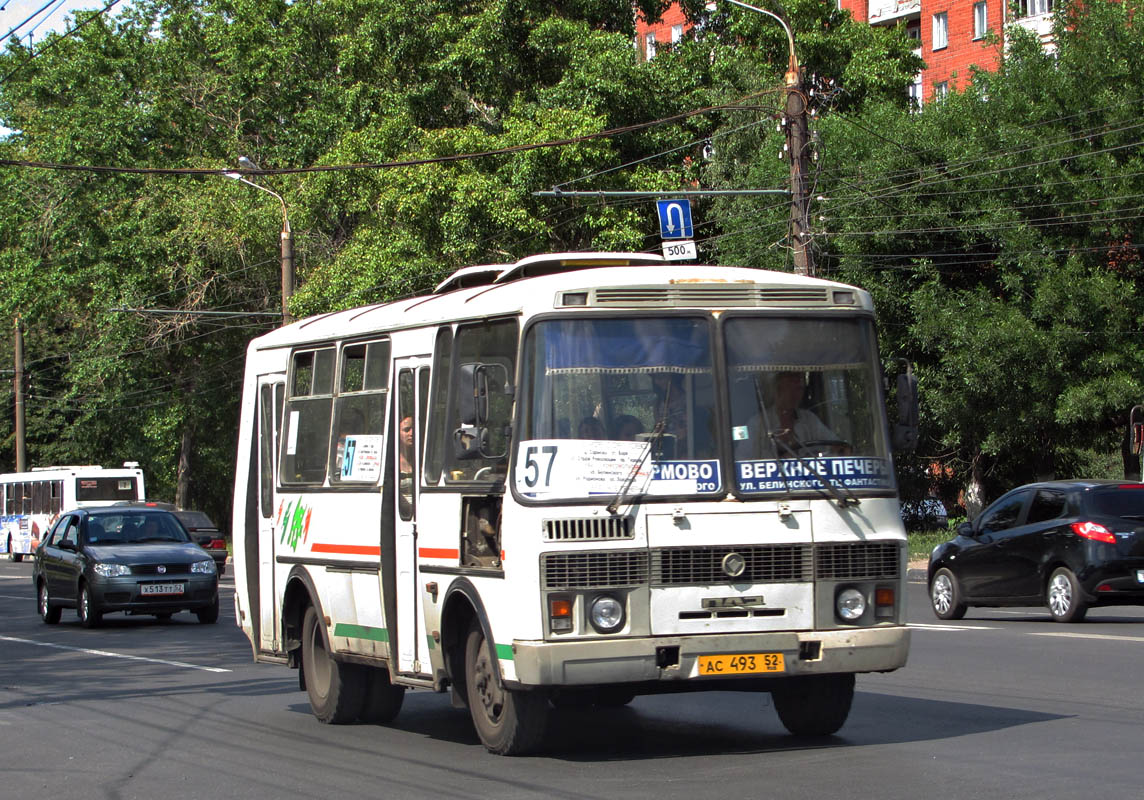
[907,530,951,562]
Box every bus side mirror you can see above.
[892,361,919,451]
[457,364,485,426]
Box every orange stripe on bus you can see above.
[419,547,460,559]
[311,543,381,556]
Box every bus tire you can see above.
[464,622,548,755]
[302,605,365,724]
[8,537,22,562]
[359,667,405,724]
[78,582,103,629]
[772,674,854,737]
[38,580,61,624]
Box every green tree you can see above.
[704,0,1144,509]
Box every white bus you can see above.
[232,252,917,754]
[1,464,146,561]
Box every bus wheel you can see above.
[78,583,102,629]
[359,667,405,724]
[772,674,854,737]
[464,622,548,755]
[301,605,365,724]
[38,581,61,624]
[7,537,21,562]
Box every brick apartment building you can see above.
[635,1,1058,105]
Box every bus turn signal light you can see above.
[550,597,573,632]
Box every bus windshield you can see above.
[724,315,892,496]
[516,314,894,502]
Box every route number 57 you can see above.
[522,445,558,488]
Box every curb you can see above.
[907,567,927,583]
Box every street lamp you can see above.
[224,156,295,325]
[722,0,813,276]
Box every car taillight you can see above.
[1070,521,1116,544]
[209,539,226,550]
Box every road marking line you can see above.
[0,635,232,672]
[1029,631,1144,643]
[0,594,30,600]
[909,622,997,631]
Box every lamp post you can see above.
[724,0,814,276]
[225,156,295,325]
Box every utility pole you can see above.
[784,74,814,277]
[225,157,294,326]
[726,0,814,276]
[14,318,26,472]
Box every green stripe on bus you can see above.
[495,643,514,661]
[332,623,389,642]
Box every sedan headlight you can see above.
[191,560,217,574]
[836,587,867,621]
[93,562,131,577]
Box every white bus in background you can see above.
[231,252,918,755]
[1,464,146,561]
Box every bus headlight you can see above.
[836,587,866,622]
[589,594,625,633]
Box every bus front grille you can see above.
[541,541,901,590]
[544,517,634,542]
[541,550,648,589]
[651,544,813,585]
[816,541,902,580]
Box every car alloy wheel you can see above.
[1047,567,1087,623]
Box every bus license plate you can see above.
[141,583,184,596]
[697,653,784,676]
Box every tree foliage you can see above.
[4,0,1130,520]
[703,0,1144,507]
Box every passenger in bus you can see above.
[754,371,841,457]
[614,414,645,441]
[577,416,607,440]
[398,416,415,514]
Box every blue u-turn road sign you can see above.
[656,199,693,239]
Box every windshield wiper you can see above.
[606,421,663,515]
[769,432,860,508]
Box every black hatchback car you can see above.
[928,480,1144,622]
[32,507,219,627]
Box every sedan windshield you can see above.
[85,513,190,545]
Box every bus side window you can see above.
[444,318,519,483]
[281,347,336,485]
[329,339,389,484]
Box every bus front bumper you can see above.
[509,626,910,687]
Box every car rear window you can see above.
[175,511,217,530]
[1088,487,1144,518]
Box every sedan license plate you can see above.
[141,582,184,596]
[697,652,784,676]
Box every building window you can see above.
[645,32,656,60]
[908,81,923,111]
[671,24,683,43]
[932,13,948,50]
[934,81,949,101]
[1019,0,1052,16]
[973,2,987,39]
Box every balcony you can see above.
[868,0,921,25]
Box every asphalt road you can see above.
[3,559,1144,800]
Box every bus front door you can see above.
[256,374,285,653]
[393,358,430,676]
